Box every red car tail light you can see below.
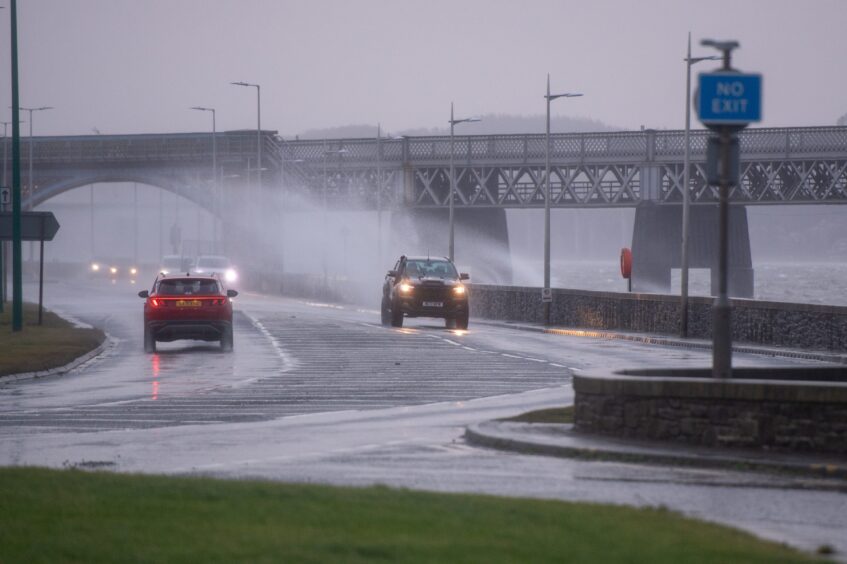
[151,298,160,307]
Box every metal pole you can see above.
[544,75,552,325]
[27,110,32,210]
[712,46,735,379]
[681,34,693,338]
[376,123,382,269]
[89,185,95,259]
[211,109,218,252]
[322,141,328,289]
[449,103,455,262]
[256,86,262,194]
[682,39,720,337]
[38,218,44,325]
[0,122,7,313]
[133,182,138,265]
[11,0,24,331]
[713,127,732,378]
[158,187,163,259]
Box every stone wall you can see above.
[573,368,847,454]
[469,284,847,352]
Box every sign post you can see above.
[696,39,762,378]
[0,187,7,313]
[0,212,61,325]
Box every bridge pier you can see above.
[630,202,753,297]
[393,208,512,284]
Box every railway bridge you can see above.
[11,126,847,295]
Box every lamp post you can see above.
[230,82,261,216]
[17,106,52,209]
[680,33,720,337]
[543,75,582,325]
[279,154,303,277]
[448,103,480,262]
[1,119,24,310]
[322,145,348,287]
[190,106,218,250]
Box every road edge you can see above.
[465,421,847,486]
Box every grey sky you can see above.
[2,0,845,136]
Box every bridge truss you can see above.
[12,126,847,211]
[282,126,847,209]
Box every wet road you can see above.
[1,280,845,557]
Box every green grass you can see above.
[502,405,574,424]
[0,467,815,563]
[0,302,104,376]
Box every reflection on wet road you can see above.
[0,280,844,558]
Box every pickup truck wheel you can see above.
[381,297,391,326]
[390,301,404,327]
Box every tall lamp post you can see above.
[543,75,582,325]
[230,82,261,215]
[448,103,480,262]
[1,119,25,311]
[190,106,218,250]
[18,106,52,209]
[680,34,720,337]
[322,145,348,287]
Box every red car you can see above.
[138,275,238,353]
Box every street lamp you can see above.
[375,125,403,270]
[17,106,52,209]
[448,103,480,262]
[190,106,218,250]
[322,145,348,287]
[680,33,720,337]
[230,82,261,205]
[278,152,303,277]
[544,75,582,324]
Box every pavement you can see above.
[473,318,847,365]
[466,420,847,487]
[464,317,847,488]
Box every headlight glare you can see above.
[225,269,238,283]
[398,282,413,294]
[453,285,466,296]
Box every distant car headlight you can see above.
[130,267,138,276]
[160,269,169,275]
[109,267,118,275]
[398,282,413,294]
[195,268,204,273]
[91,263,100,272]
[225,269,238,283]
[453,285,466,296]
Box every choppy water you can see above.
[543,261,847,307]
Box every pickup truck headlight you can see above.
[453,285,466,296]
[398,282,413,294]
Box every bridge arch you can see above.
[28,170,218,215]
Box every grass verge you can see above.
[0,467,815,563]
[502,405,574,424]
[0,302,104,377]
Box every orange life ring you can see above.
[620,248,632,279]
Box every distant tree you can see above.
[838,113,847,126]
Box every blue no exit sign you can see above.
[697,72,762,126]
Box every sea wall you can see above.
[469,284,847,352]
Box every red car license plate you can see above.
[175,299,202,308]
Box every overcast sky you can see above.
[2,0,845,137]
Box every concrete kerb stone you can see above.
[465,420,847,485]
[472,318,847,365]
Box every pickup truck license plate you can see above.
[422,301,443,308]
